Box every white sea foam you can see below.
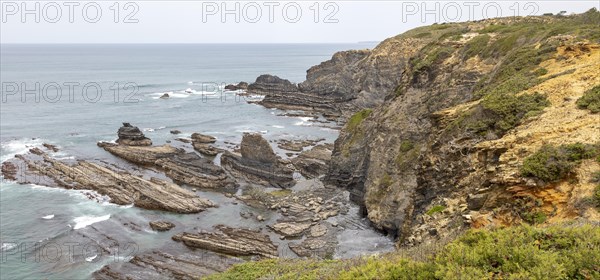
[0,138,44,163]
[85,254,98,262]
[1,243,17,252]
[294,117,313,126]
[73,214,111,230]
[42,214,55,220]
[272,125,285,129]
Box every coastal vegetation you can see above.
[520,143,599,183]
[576,84,600,113]
[207,224,600,280]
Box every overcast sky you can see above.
[1,1,598,43]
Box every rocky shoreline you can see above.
[1,120,381,278]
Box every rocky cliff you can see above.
[327,10,600,245]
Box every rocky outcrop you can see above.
[191,132,224,157]
[7,151,214,213]
[251,38,426,117]
[149,221,175,231]
[269,222,311,238]
[160,93,169,99]
[172,225,278,258]
[247,74,298,95]
[116,123,152,146]
[100,143,237,189]
[221,133,294,188]
[291,144,333,179]
[225,82,248,91]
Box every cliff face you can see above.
[327,11,600,245]
[253,34,431,118]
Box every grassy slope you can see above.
[207,224,600,280]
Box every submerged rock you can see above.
[172,225,278,258]
[159,93,170,99]
[149,221,176,231]
[117,123,152,146]
[221,133,294,188]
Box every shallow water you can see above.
[0,43,392,279]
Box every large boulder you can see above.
[117,123,152,146]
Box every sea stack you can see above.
[116,123,152,146]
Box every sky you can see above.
[1,1,599,43]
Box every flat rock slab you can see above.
[172,225,278,259]
[269,222,312,238]
[7,151,214,214]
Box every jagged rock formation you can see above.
[100,143,237,189]
[6,150,214,213]
[327,12,600,245]
[116,123,152,146]
[221,133,294,188]
[191,132,224,157]
[291,144,333,179]
[172,225,278,258]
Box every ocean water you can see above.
[0,43,392,279]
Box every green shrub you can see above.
[426,205,446,216]
[465,92,549,136]
[412,45,454,74]
[576,85,600,113]
[520,144,599,182]
[464,34,491,59]
[522,211,547,224]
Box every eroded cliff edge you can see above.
[325,11,600,245]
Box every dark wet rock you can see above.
[93,248,242,280]
[29,147,44,155]
[117,123,152,146]
[191,133,216,144]
[291,144,333,179]
[42,143,59,152]
[7,151,214,213]
[1,161,17,181]
[160,93,170,99]
[172,225,278,258]
[149,221,176,231]
[247,74,298,95]
[170,130,181,135]
[221,133,294,188]
[225,82,249,91]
